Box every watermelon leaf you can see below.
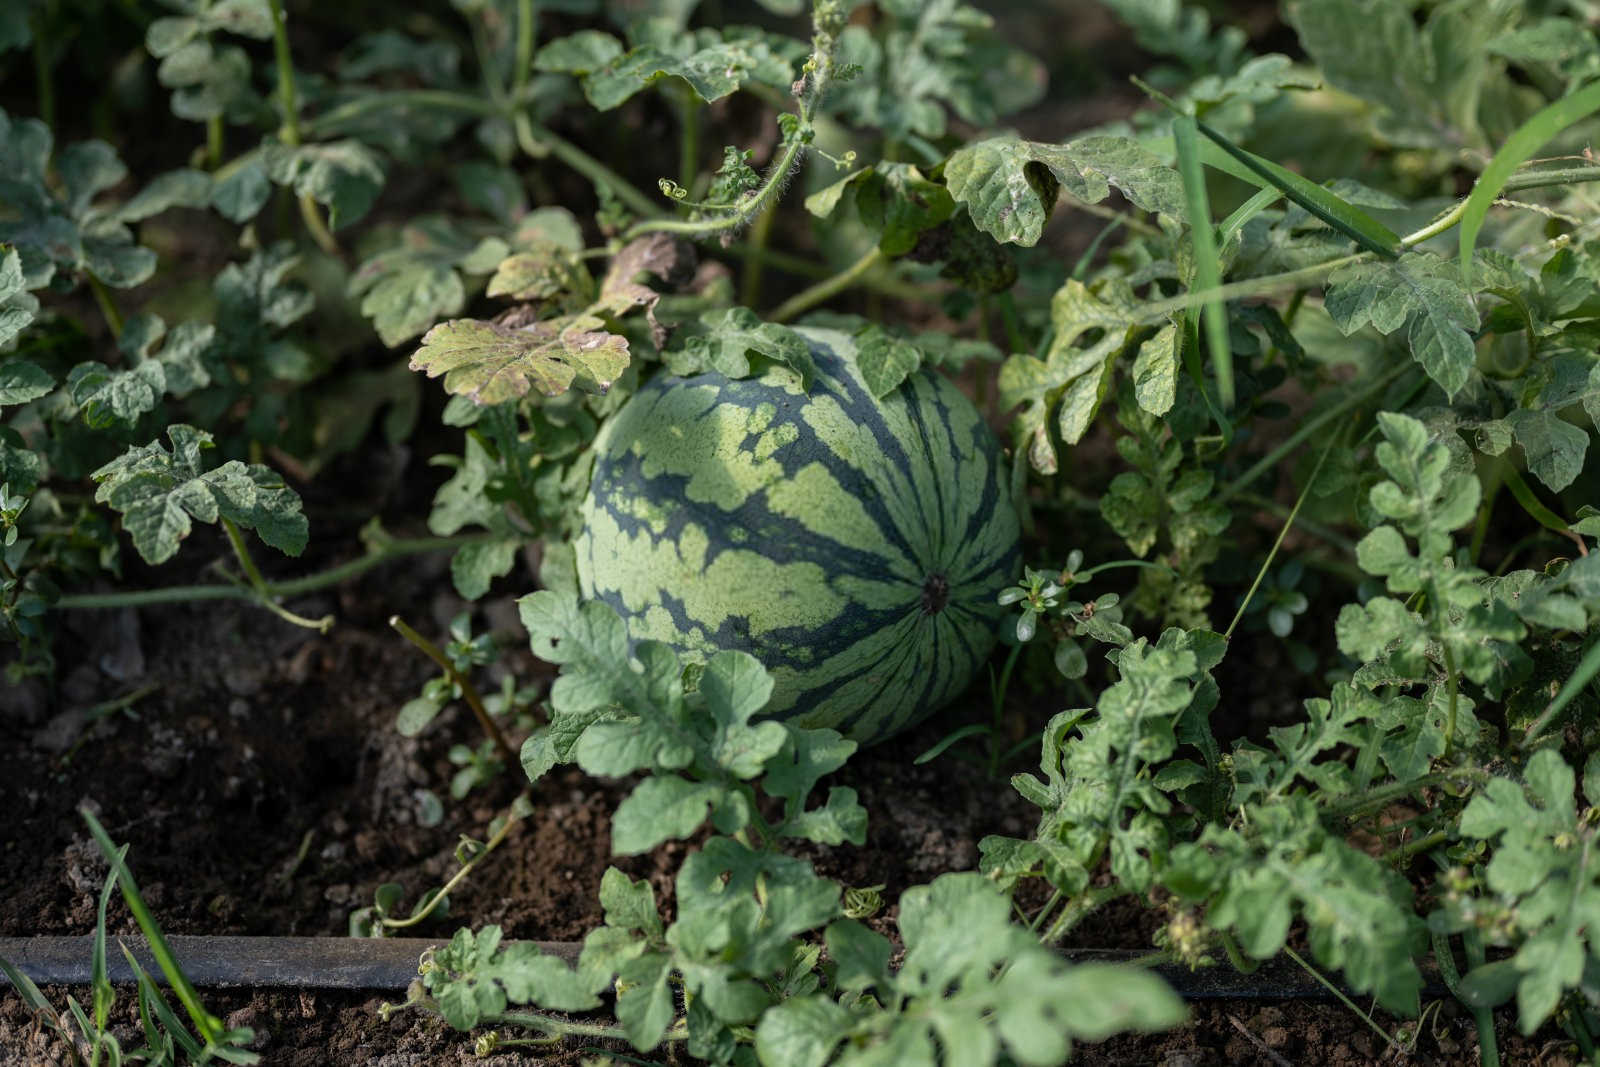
[1325,253,1478,398]
[665,307,817,386]
[411,316,630,405]
[90,425,307,565]
[612,775,729,855]
[757,874,1184,1065]
[943,134,1184,247]
[854,326,924,398]
[561,32,798,112]
[518,592,871,849]
[1000,278,1159,472]
[348,216,501,347]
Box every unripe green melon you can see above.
[575,327,1021,744]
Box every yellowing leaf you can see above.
[411,317,629,405]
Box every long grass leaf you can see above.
[92,846,125,1034]
[1460,79,1600,283]
[913,723,990,764]
[81,809,224,1047]
[122,948,205,1060]
[1175,116,1234,409]
[1219,186,1283,245]
[0,953,60,1021]
[1194,120,1400,258]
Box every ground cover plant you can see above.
[6,0,1600,1063]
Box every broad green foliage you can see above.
[1440,750,1600,1033]
[944,135,1183,247]
[348,217,506,347]
[1326,254,1477,397]
[424,926,597,1029]
[1001,280,1169,473]
[0,108,210,289]
[91,425,307,565]
[1286,0,1512,151]
[1165,796,1426,1015]
[756,874,1184,1066]
[575,327,1020,742]
[826,0,1045,142]
[538,26,801,111]
[411,316,630,403]
[412,232,686,405]
[981,631,1221,898]
[517,590,868,848]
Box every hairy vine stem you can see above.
[55,533,493,614]
[620,3,847,243]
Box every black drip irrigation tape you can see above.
[0,936,1448,1001]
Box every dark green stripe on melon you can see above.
[575,327,1021,744]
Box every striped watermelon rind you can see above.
[574,327,1021,744]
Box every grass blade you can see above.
[133,978,169,1059]
[1219,186,1282,245]
[122,947,205,1060]
[80,808,225,1048]
[1460,78,1600,283]
[91,846,126,1035]
[913,723,991,764]
[1174,115,1234,409]
[1194,119,1400,258]
[0,953,61,1024]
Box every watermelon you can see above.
[574,327,1021,744]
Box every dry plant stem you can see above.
[769,247,887,323]
[389,614,516,766]
[1227,1014,1292,1067]
[380,797,526,930]
[1281,945,1406,1055]
[487,1011,688,1044]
